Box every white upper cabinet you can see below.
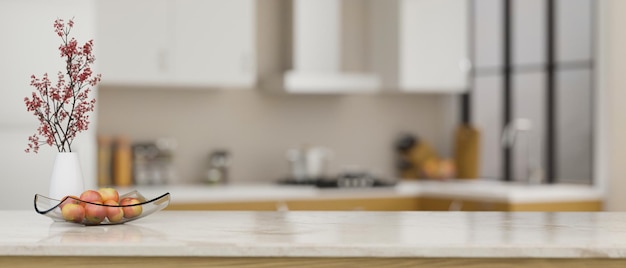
[97,0,255,88]
[97,0,170,86]
[370,0,470,93]
[98,0,469,93]
[172,0,255,88]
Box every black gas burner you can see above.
[277,174,396,188]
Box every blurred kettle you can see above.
[286,146,333,181]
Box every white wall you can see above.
[0,0,97,209]
[598,0,626,211]
[97,88,449,184]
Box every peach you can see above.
[438,159,456,179]
[59,195,81,209]
[120,197,142,218]
[98,188,119,203]
[80,190,103,204]
[104,200,124,223]
[61,203,85,223]
[84,202,106,225]
[421,157,440,179]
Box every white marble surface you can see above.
[119,180,603,204]
[2,211,626,258]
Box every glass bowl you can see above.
[34,191,170,226]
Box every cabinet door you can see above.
[172,0,255,88]
[286,197,420,211]
[399,0,469,91]
[419,197,508,211]
[97,0,171,85]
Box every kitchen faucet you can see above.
[501,118,544,184]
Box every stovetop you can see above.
[277,176,396,189]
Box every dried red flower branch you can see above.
[24,18,101,153]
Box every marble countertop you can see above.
[118,180,603,204]
[3,211,626,258]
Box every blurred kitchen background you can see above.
[3,0,626,211]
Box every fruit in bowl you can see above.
[60,188,143,225]
[120,197,143,219]
[79,190,103,204]
[59,195,81,209]
[104,200,124,223]
[61,203,85,223]
[34,189,170,226]
[84,202,107,225]
[98,188,119,203]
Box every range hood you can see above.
[260,0,380,93]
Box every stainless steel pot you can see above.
[286,146,333,180]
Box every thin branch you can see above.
[26,19,98,153]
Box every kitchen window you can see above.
[466,0,595,184]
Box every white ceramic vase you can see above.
[48,152,85,200]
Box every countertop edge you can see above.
[2,245,624,258]
[117,181,604,205]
